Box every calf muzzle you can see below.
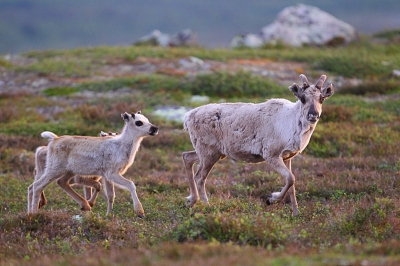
[149,126,159,136]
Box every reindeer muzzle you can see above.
[307,104,319,124]
[149,126,159,136]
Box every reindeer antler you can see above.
[315,75,327,90]
[299,74,310,89]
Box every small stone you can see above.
[392,69,400,77]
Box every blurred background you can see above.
[1,0,400,54]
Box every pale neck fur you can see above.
[293,100,318,152]
[115,124,144,160]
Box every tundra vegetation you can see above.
[1,32,400,265]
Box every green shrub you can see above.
[373,29,400,41]
[315,55,390,78]
[17,58,93,77]
[183,71,285,98]
[171,212,290,247]
[320,104,354,123]
[43,87,80,96]
[339,80,400,95]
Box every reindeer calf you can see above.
[28,112,158,217]
[30,131,118,214]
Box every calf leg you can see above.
[84,187,93,201]
[70,175,102,207]
[182,151,200,206]
[30,171,65,213]
[28,184,46,212]
[39,191,48,209]
[102,179,115,215]
[29,170,48,211]
[57,173,92,211]
[106,173,144,218]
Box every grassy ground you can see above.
[1,36,400,265]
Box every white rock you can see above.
[134,29,171,47]
[260,4,357,46]
[392,69,400,77]
[153,106,191,122]
[230,33,264,48]
[190,95,210,104]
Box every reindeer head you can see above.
[121,111,159,136]
[289,74,334,124]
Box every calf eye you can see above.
[300,97,306,104]
[135,121,143,126]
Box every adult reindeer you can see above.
[182,74,334,215]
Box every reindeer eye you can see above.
[135,121,143,127]
[300,97,306,104]
[319,96,325,104]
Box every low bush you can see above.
[339,79,400,95]
[171,212,290,248]
[183,71,285,98]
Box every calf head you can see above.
[121,111,159,136]
[289,74,334,124]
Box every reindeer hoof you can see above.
[135,207,145,218]
[266,198,271,205]
[38,200,47,209]
[261,194,272,205]
[185,195,198,208]
[80,206,92,211]
[185,199,194,208]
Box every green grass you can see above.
[1,43,400,265]
[17,40,400,79]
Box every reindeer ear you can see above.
[321,84,334,99]
[122,112,130,122]
[289,83,303,99]
[131,113,136,119]
[137,110,142,114]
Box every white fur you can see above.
[182,74,334,215]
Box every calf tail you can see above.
[41,131,58,142]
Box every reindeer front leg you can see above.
[284,159,299,215]
[265,157,298,215]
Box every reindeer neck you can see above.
[117,126,144,155]
[293,100,317,152]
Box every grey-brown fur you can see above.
[182,74,333,215]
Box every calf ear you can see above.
[289,83,303,99]
[121,112,130,122]
[321,84,334,99]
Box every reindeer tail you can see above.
[41,131,58,141]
